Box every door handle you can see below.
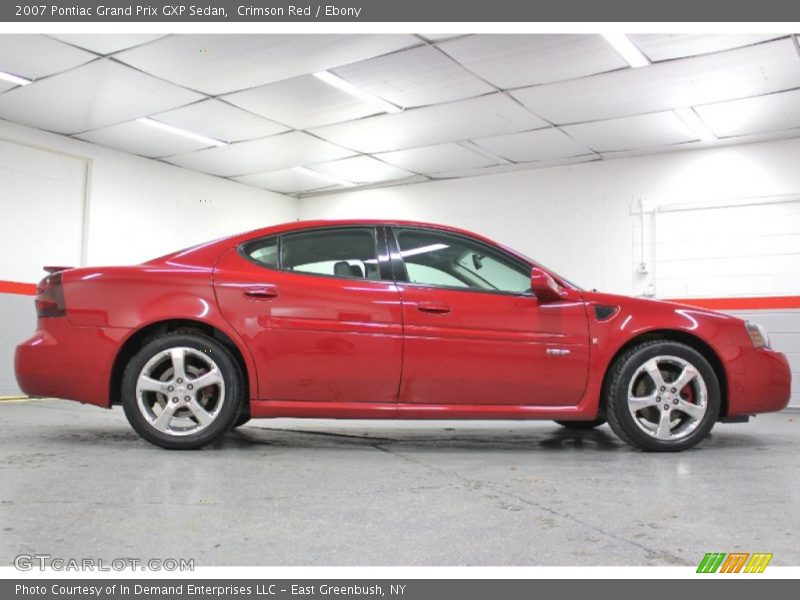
[244,286,278,299]
[417,301,452,315]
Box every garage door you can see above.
[654,198,800,407]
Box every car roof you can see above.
[245,219,472,237]
[148,219,536,271]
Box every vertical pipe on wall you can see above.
[652,205,660,299]
[79,160,93,267]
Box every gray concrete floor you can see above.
[0,399,798,566]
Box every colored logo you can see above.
[697,552,773,573]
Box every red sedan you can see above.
[15,220,791,451]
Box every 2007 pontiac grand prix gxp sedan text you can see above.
[15,220,791,451]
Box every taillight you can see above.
[35,272,66,318]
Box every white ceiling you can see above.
[331,45,495,108]
[114,34,418,95]
[0,33,798,197]
[562,112,698,153]
[224,74,382,130]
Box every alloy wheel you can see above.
[135,346,226,436]
[626,355,708,441]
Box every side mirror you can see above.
[531,267,565,303]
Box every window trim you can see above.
[238,234,280,270]
[388,226,536,298]
[237,225,392,283]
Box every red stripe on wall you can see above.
[664,296,800,310]
[0,280,37,296]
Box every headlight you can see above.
[745,321,771,349]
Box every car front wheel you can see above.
[121,333,243,449]
[605,340,720,452]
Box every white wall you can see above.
[0,118,298,395]
[0,138,86,283]
[300,137,800,407]
[300,137,800,297]
[0,118,298,283]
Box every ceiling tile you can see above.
[695,89,800,138]
[0,60,203,135]
[597,128,800,160]
[0,35,96,80]
[234,169,333,194]
[309,156,414,184]
[472,128,593,162]
[224,75,380,129]
[116,34,419,95]
[418,34,467,42]
[431,155,599,179]
[310,93,547,154]
[629,34,784,62]
[152,99,288,143]
[48,34,167,55]
[438,34,627,89]
[331,45,494,108]
[376,142,498,174]
[562,112,696,153]
[164,131,355,177]
[75,120,212,157]
[512,38,800,125]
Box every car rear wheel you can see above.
[605,340,720,452]
[554,418,606,430]
[121,333,243,449]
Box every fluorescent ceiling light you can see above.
[601,34,651,68]
[292,166,355,188]
[674,107,717,142]
[136,117,228,148]
[0,69,32,86]
[313,71,403,114]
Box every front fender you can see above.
[578,292,748,417]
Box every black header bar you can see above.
[4,0,800,22]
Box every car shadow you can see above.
[228,424,625,452]
[40,422,769,453]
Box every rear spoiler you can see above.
[43,266,74,274]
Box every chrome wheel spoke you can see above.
[138,376,166,393]
[153,403,179,432]
[655,409,673,440]
[672,365,699,392]
[188,398,213,427]
[644,359,667,389]
[170,348,187,381]
[191,368,222,390]
[676,400,705,420]
[629,393,658,412]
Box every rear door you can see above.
[390,226,590,406]
[214,226,403,403]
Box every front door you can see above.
[390,227,590,406]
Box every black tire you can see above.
[232,412,251,429]
[555,418,606,430]
[121,332,244,449]
[605,340,720,452]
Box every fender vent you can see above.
[593,304,619,321]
